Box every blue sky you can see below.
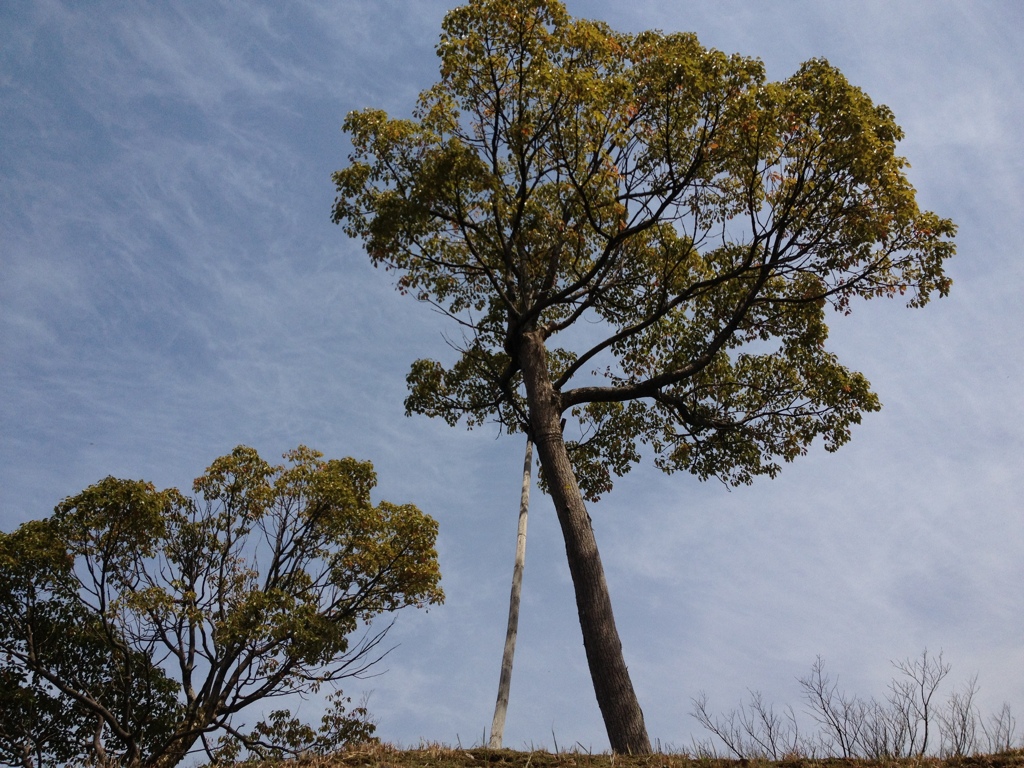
[2,0,1022,753]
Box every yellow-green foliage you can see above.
[333,0,956,496]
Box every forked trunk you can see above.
[518,330,651,755]
[488,437,533,748]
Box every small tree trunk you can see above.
[18,742,35,768]
[488,437,533,748]
[518,330,651,755]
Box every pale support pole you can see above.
[488,436,533,748]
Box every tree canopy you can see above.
[0,445,443,768]
[333,0,954,753]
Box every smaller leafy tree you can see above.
[0,517,177,768]
[0,521,182,768]
[0,446,443,768]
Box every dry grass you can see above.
[230,743,1024,768]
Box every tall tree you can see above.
[333,0,955,753]
[0,446,443,768]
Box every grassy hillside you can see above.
[235,744,1024,768]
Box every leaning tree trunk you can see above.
[488,436,533,748]
[518,329,652,755]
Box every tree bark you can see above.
[488,437,533,748]
[518,329,651,755]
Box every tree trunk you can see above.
[518,329,651,755]
[488,437,533,748]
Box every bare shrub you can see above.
[938,674,980,757]
[858,696,906,760]
[983,702,1019,753]
[690,691,802,760]
[798,656,868,757]
[889,648,951,756]
[693,651,1018,759]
